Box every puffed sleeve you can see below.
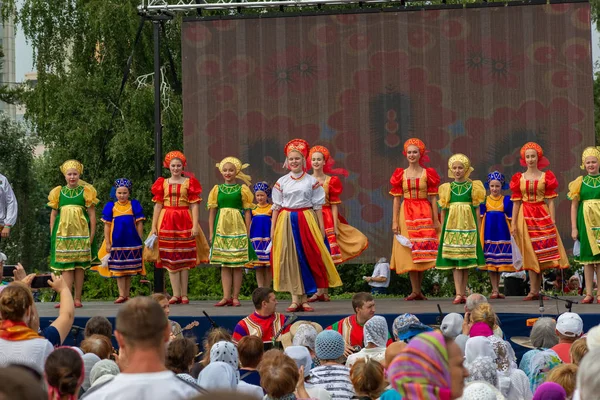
[101,202,115,223]
[389,168,404,197]
[47,186,62,210]
[151,177,166,203]
[187,177,202,204]
[510,173,523,201]
[503,195,513,219]
[2,177,17,227]
[471,180,486,206]
[271,180,283,211]
[132,199,145,221]
[241,184,255,210]
[479,199,487,216]
[83,184,100,208]
[312,179,326,210]
[567,176,583,201]
[426,168,441,196]
[328,176,343,204]
[544,170,559,199]
[207,185,219,209]
[438,183,451,209]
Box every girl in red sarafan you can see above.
[510,142,569,301]
[389,138,441,301]
[307,145,369,303]
[150,151,210,305]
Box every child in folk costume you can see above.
[48,160,99,308]
[271,139,342,312]
[307,145,368,303]
[93,178,145,304]
[480,171,514,299]
[569,146,600,304]
[510,142,568,301]
[390,138,440,301]
[150,151,210,305]
[436,154,486,304]
[249,181,273,288]
[208,157,257,307]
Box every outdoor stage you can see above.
[38,296,600,360]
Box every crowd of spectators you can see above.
[4,278,600,400]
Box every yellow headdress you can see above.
[448,153,474,179]
[60,160,84,175]
[581,146,600,170]
[216,156,252,186]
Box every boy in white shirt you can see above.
[364,258,390,295]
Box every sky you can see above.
[13,19,600,81]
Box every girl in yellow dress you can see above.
[510,142,568,301]
[48,160,99,308]
[436,154,486,304]
[208,157,256,307]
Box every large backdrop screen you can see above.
[182,3,594,263]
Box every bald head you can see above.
[384,341,406,367]
[465,293,487,312]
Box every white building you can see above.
[0,8,16,120]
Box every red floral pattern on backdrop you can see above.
[182,3,593,262]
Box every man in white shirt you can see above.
[0,173,17,239]
[364,258,390,295]
[82,297,203,400]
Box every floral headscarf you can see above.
[465,357,499,387]
[387,331,452,400]
[527,349,562,393]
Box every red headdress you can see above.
[308,145,349,177]
[403,138,430,167]
[519,142,550,169]
[163,151,187,168]
[284,139,309,159]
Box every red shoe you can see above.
[169,296,182,305]
[181,296,190,305]
[74,301,83,308]
[490,291,499,299]
[114,296,127,304]
[415,293,428,301]
[307,294,320,303]
[582,295,594,304]
[452,295,463,305]
[523,293,539,301]
[307,294,330,303]
[54,303,61,309]
[286,303,301,312]
[301,303,314,312]
[405,293,418,301]
[232,299,241,307]
[214,298,233,307]
[461,295,467,304]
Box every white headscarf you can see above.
[465,337,496,364]
[89,359,120,387]
[465,357,498,387]
[198,361,238,390]
[210,341,240,382]
[441,313,464,339]
[292,324,318,351]
[285,346,312,377]
[459,381,505,400]
[81,353,101,391]
[364,315,388,348]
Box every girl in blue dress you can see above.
[479,171,514,299]
[93,178,145,303]
[248,181,272,287]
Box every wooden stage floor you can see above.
[36,296,595,319]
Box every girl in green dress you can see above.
[436,154,486,304]
[208,157,257,307]
[569,146,600,304]
[48,160,99,308]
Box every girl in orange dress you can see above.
[150,151,210,304]
[307,145,369,303]
[510,142,569,300]
[389,138,440,301]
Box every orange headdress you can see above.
[309,145,349,177]
[163,151,187,168]
[403,138,430,167]
[519,142,549,169]
[285,139,309,159]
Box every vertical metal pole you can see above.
[153,20,164,294]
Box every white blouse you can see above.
[272,172,325,211]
